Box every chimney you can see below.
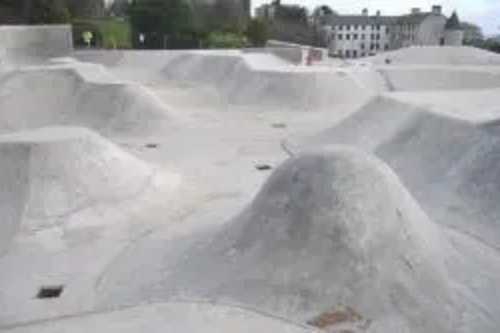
[376,10,381,16]
[411,8,421,14]
[362,8,368,16]
[432,5,442,14]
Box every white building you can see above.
[322,6,464,59]
[322,8,394,58]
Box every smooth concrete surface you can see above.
[0,25,72,65]
[368,45,500,65]
[2,26,500,333]
[1,301,316,333]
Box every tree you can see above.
[0,0,71,23]
[107,0,130,17]
[65,0,105,18]
[276,4,308,23]
[128,0,194,49]
[245,18,269,46]
[314,5,337,17]
[461,21,484,45]
[311,5,337,47]
[51,0,71,23]
[203,0,246,33]
[22,0,72,24]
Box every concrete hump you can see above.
[369,46,500,66]
[162,51,244,85]
[154,148,455,332]
[162,51,375,111]
[297,94,500,248]
[0,66,175,136]
[0,127,179,255]
[376,67,500,92]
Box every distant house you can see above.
[320,5,464,58]
[319,9,396,59]
[390,6,463,49]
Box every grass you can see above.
[73,17,131,49]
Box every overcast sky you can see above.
[252,0,499,35]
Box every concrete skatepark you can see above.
[2,25,500,332]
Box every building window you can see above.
[386,27,390,34]
[353,50,358,58]
[339,25,343,30]
[354,34,358,40]
[371,34,375,40]
[346,34,351,40]
[338,34,343,40]
[377,25,381,31]
[385,44,389,50]
[361,34,365,40]
[375,43,380,50]
[347,25,351,30]
[376,34,380,40]
[370,43,375,50]
[362,25,366,30]
[354,25,358,30]
[361,43,365,50]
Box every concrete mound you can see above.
[0,127,179,255]
[0,65,174,136]
[74,50,184,83]
[376,66,500,91]
[110,148,458,332]
[369,46,500,66]
[162,51,379,110]
[297,94,500,248]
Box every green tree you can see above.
[107,0,130,17]
[245,18,269,47]
[202,0,245,33]
[276,4,308,23]
[461,21,484,45]
[51,0,71,23]
[0,0,71,23]
[128,0,193,48]
[65,0,105,18]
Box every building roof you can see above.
[323,14,398,26]
[395,12,434,25]
[445,11,461,29]
[323,11,447,27]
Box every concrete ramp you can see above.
[0,127,179,255]
[0,64,175,136]
[0,25,72,65]
[162,52,379,110]
[377,66,500,91]
[163,51,244,85]
[73,50,184,83]
[369,46,500,66]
